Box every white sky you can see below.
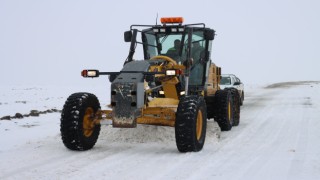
[1,0,319,86]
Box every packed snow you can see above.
[1,81,320,180]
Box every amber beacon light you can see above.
[160,17,184,24]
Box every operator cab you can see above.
[124,17,215,93]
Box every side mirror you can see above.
[204,29,215,40]
[124,31,132,42]
[234,82,240,86]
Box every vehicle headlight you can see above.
[81,70,99,77]
[165,70,176,76]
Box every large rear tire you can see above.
[240,91,244,106]
[175,95,207,152]
[60,93,101,151]
[213,90,234,131]
[230,88,240,126]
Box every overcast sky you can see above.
[1,0,319,87]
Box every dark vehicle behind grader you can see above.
[60,17,240,152]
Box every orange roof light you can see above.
[160,17,184,24]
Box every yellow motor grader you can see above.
[60,17,240,152]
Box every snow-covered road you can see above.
[1,81,320,180]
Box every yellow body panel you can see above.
[137,98,178,126]
[137,107,176,127]
[147,97,179,108]
[206,63,221,96]
[162,77,179,99]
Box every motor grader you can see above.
[60,17,240,152]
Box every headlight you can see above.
[171,28,177,32]
[165,69,182,76]
[81,70,99,77]
[178,28,184,32]
[165,70,176,76]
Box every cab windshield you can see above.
[142,28,209,86]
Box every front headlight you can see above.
[81,70,100,77]
[165,69,183,76]
[166,70,176,76]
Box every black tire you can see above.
[230,88,240,126]
[213,89,234,131]
[240,91,244,106]
[175,95,207,152]
[60,93,101,150]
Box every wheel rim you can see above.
[83,107,95,137]
[196,110,203,141]
[228,101,232,123]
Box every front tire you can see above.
[60,93,101,150]
[175,96,207,152]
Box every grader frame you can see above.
[60,17,240,153]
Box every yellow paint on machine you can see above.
[137,98,179,126]
[162,77,179,99]
[147,97,179,108]
[137,107,176,126]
